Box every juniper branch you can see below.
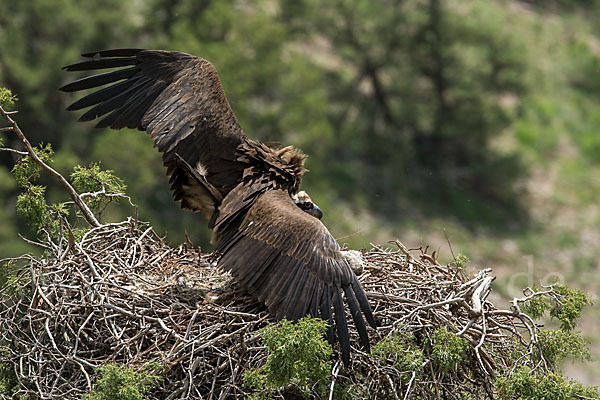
[0,105,100,227]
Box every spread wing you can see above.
[216,190,376,364]
[60,49,248,201]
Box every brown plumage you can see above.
[60,49,376,364]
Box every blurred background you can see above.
[1,0,599,384]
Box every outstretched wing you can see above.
[60,49,248,199]
[215,189,377,364]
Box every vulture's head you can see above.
[294,191,323,219]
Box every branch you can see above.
[79,186,136,208]
[0,147,28,156]
[0,105,100,227]
[328,360,341,400]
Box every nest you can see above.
[0,218,542,399]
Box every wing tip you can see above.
[58,82,76,92]
[81,48,144,58]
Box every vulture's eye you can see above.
[302,201,313,210]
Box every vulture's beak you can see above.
[306,204,323,219]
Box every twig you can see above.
[328,360,341,400]
[0,147,28,155]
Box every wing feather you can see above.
[248,256,281,294]
[284,270,313,320]
[352,280,378,328]
[61,49,250,213]
[216,189,376,364]
[60,67,140,92]
[63,57,139,72]
[105,82,166,129]
[77,76,148,121]
[169,154,221,216]
[262,255,296,305]
[271,259,306,319]
[308,281,323,318]
[321,285,334,344]
[292,273,318,319]
[67,78,139,111]
[343,284,370,351]
[332,286,350,365]
[80,49,143,58]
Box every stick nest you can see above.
[0,219,542,399]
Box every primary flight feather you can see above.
[60,49,376,364]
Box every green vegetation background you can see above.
[1,0,600,384]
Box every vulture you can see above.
[60,49,376,364]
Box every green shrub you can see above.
[11,143,54,188]
[82,363,160,400]
[550,284,593,331]
[15,184,63,234]
[71,163,126,213]
[496,366,599,400]
[10,146,127,236]
[520,291,552,320]
[242,316,332,399]
[521,284,593,331]
[428,327,469,372]
[537,329,591,365]
[371,329,425,375]
[449,253,470,272]
[11,143,70,235]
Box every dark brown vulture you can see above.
[60,49,376,364]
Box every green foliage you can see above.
[520,292,552,321]
[0,87,16,109]
[11,144,70,235]
[10,143,126,237]
[450,253,470,272]
[428,327,469,372]
[522,284,593,331]
[550,284,593,331]
[496,366,599,400]
[242,316,332,399]
[537,329,591,365]
[82,363,160,400]
[70,163,126,213]
[371,330,425,374]
[15,184,55,232]
[280,0,529,226]
[11,143,53,187]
